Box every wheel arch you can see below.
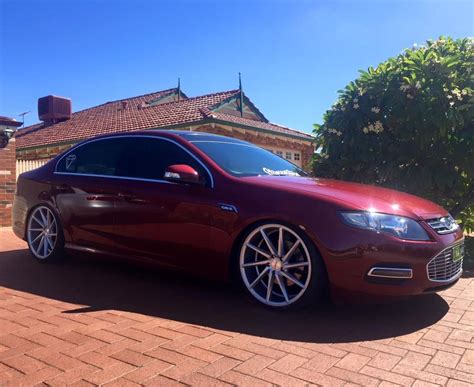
[25,201,64,239]
[228,218,329,283]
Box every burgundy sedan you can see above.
[12,130,464,308]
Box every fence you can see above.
[16,159,50,179]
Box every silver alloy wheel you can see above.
[239,224,312,307]
[27,206,58,260]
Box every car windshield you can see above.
[190,141,308,177]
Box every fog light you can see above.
[367,267,413,279]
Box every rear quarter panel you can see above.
[13,161,57,240]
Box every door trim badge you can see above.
[219,203,238,213]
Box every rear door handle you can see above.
[118,192,137,201]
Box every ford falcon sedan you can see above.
[12,130,464,308]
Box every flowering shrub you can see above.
[313,37,474,231]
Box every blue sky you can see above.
[1,0,473,133]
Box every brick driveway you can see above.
[0,228,473,386]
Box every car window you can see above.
[116,137,208,184]
[57,138,124,176]
[190,141,307,177]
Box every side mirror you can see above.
[164,164,203,185]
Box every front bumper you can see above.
[323,227,465,298]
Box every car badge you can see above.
[66,154,76,170]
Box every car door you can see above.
[112,136,217,274]
[53,138,125,253]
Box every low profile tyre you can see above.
[26,205,65,262]
[239,223,327,309]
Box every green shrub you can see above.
[313,37,474,231]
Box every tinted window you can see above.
[118,137,208,183]
[190,141,307,177]
[57,138,123,176]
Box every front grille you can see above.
[427,243,464,282]
[426,216,459,234]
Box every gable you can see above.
[211,94,267,122]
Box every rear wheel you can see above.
[27,205,64,262]
[238,223,326,309]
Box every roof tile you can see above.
[15,88,312,149]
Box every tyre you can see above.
[238,223,326,309]
[26,205,65,262]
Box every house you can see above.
[15,88,315,168]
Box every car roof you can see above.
[138,129,253,145]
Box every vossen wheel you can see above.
[27,205,64,262]
[239,223,326,308]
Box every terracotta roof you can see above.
[209,112,313,140]
[0,116,22,127]
[16,88,313,149]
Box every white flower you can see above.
[447,95,453,99]
[374,121,384,133]
[415,81,421,89]
[449,101,455,106]
[336,130,342,136]
[353,103,359,109]
[363,127,369,134]
[407,94,414,99]
[371,107,380,113]
[400,84,410,92]
[340,106,346,111]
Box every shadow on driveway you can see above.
[0,249,449,344]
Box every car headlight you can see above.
[340,211,430,241]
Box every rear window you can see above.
[56,138,123,176]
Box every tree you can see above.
[313,37,474,231]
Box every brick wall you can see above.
[0,137,16,227]
[17,143,73,161]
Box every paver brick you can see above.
[1,354,46,374]
[218,370,273,386]
[199,356,241,377]
[368,352,401,371]
[160,357,208,381]
[123,359,174,383]
[335,352,371,371]
[233,354,274,375]
[267,353,307,374]
[301,352,339,372]
[392,364,448,385]
[324,366,380,386]
[431,350,462,368]
[398,351,432,369]
[1,229,474,386]
[257,368,310,386]
[111,349,155,367]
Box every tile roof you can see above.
[15,88,313,149]
[0,116,22,127]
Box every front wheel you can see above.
[27,205,64,262]
[238,223,326,309]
